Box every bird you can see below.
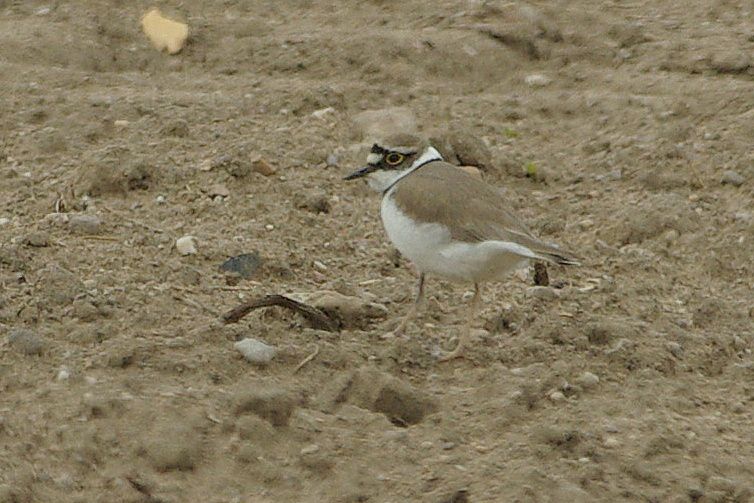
[344,133,580,361]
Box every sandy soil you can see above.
[1,1,753,502]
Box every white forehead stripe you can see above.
[366,153,382,164]
[409,146,443,169]
[384,146,418,155]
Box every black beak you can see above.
[344,165,376,181]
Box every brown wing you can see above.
[390,161,580,265]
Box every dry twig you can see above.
[221,294,338,332]
[293,344,320,373]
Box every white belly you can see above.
[380,195,530,283]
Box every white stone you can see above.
[235,338,277,365]
[311,107,335,119]
[176,235,197,255]
[549,391,566,402]
[525,74,552,87]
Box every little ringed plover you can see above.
[345,133,579,361]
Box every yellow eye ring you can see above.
[385,153,404,165]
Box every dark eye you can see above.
[385,153,404,165]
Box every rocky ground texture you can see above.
[1,0,753,502]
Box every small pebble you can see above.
[252,158,276,176]
[732,336,746,351]
[0,217,10,226]
[666,341,684,358]
[24,231,50,247]
[311,107,335,119]
[56,367,72,381]
[156,195,167,204]
[265,224,274,231]
[549,391,566,402]
[207,183,230,198]
[603,437,621,448]
[605,338,635,355]
[300,444,320,456]
[175,235,197,255]
[113,119,130,127]
[604,423,620,433]
[526,286,560,301]
[575,371,600,388]
[68,214,102,235]
[721,170,744,187]
[219,252,262,279]
[7,328,45,356]
[234,338,277,365]
[525,74,552,87]
[294,191,331,214]
[313,260,328,272]
[326,153,339,167]
[43,213,69,227]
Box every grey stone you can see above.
[526,286,560,301]
[721,170,744,187]
[7,329,45,356]
[666,341,684,358]
[39,264,85,306]
[326,153,339,167]
[219,252,262,279]
[235,338,277,365]
[68,214,102,235]
[24,231,50,247]
[575,371,600,388]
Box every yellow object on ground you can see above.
[141,8,188,54]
